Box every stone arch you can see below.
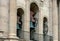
[30,2,39,13]
[17,6,25,11]
[17,8,24,38]
[30,0,40,8]
[30,2,39,41]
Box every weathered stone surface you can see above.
[0,0,59,41]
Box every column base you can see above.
[0,34,19,41]
[37,34,43,41]
[4,37,19,41]
[23,31,30,41]
[53,40,58,41]
[4,34,19,41]
[0,37,19,41]
[0,31,5,41]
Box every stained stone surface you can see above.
[0,0,59,41]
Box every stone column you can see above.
[0,0,9,38]
[52,0,58,41]
[38,6,43,41]
[49,0,53,36]
[48,0,53,41]
[0,0,4,38]
[22,0,30,41]
[58,0,60,41]
[8,0,18,41]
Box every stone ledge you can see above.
[0,37,19,40]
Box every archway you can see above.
[17,8,24,38]
[30,3,39,41]
[43,17,48,41]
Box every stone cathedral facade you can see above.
[0,0,59,41]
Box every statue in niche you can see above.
[30,11,38,40]
[43,20,48,35]
[43,21,48,41]
[30,11,37,28]
[17,14,22,38]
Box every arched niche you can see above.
[17,8,24,38]
[43,17,48,41]
[30,2,39,40]
[43,17,48,35]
